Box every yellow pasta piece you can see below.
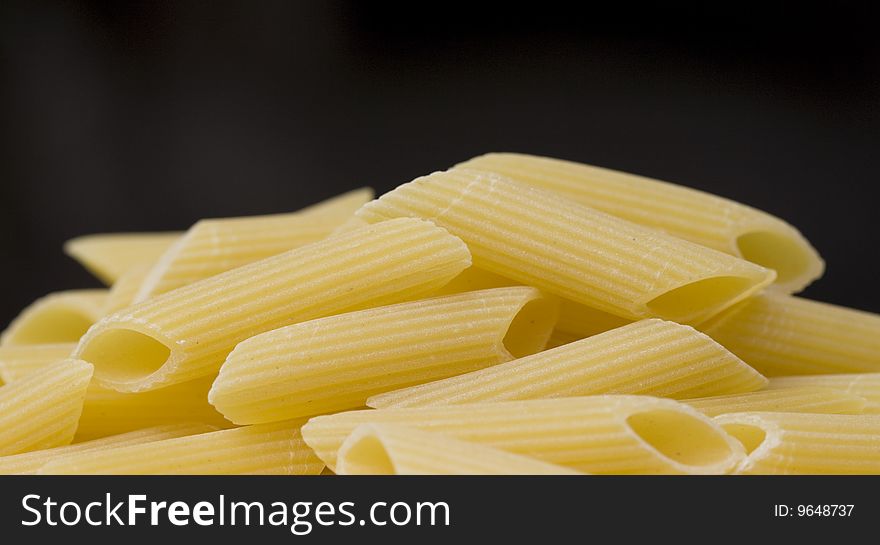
[0,423,216,475]
[135,188,373,302]
[74,218,471,393]
[39,420,323,475]
[0,343,75,383]
[337,424,581,475]
[64,232,181,285]
[210,287,558,424]
[76,376,232,441]
[700,292,880,376]
[368,319,766,409]
[555,300,631,341]
[716,412,880,474]
[1,290,107,346]
[684,387,867,417]
[429,266,518,296]
[0,348,228,440]
[103,265,153,315]
[768,374,880,414]
[0,359,92,455]
[456,153,823,292]
[303,396,745,474]
[356,169,775,324]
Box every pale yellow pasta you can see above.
[0,359,92,456]
[74,218,471,393]
[210,287,557,424]
[64,232,181,285]
[39,420,324,475]
[356,169,775,324]
[0,343,75,383]
[768,374,880,414]
[429,266,518,296]
[716,412,880,474]
[0,347,229,440]
[135,188,373,302]
[337,424,581,475]
[76,376,232,441]
[456,153,823,292]
[303,396,745,474]
[0,423,216,475]
[1,290,108,346]
[700,292,880,376]
[684,387,867,417]
[368,319,766,409]
[555,300,631,342]
[103,265,153,315]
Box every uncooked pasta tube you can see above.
[76,376,232,441]
[455,152,823,292]
[209,287,557,424]
[64,232,181,285]
[368,319,766,409]
[336,424,581,475]
[700,292,880,376]
[0,359,92,455]
[716,412,880,474]
[38,420,324,475]
[73,218,471,393]
[767,374,880,414]
[0,343,75,383]
[134,188,373,302]
[356,169,775,324]
[0,290,107,346]
[303,395,746,474]
[683,387,867,417]
[0,423,216,475]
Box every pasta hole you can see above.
[502,296,558,358]
[79,328,171,383]
[736,231,811,285]
[627,409,734,468]
[646,276,754,324]
[11,309,93,344]
[721,423,767,455]
[338,433,395,475]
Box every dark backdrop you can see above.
[1,1,878,326]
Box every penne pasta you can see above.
[716,412,880,474]
[76,376,232,441]
[303,396,746,474]
[337,424,582,475]
[0,343,75,383]
[0,348,229,440]
[767,374,880,414]
[134,188,373,302]
[64,232,182,285]
[356,169,775,324]
[0,423,216,475]
[456,153,823,293]
[700,292,880,376]
[0,359,92,456]
[103,265,153,315]
[429,266,518,296]
[368,319,766,409]
[209,287,558,424]
[555,300,631,342]
[38,420,324,475]
[0,290,107,346]
[74,218,471,393]
[683,387,867,417]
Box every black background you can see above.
[1,1,878,326]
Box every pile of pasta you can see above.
[2,153,879,475]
